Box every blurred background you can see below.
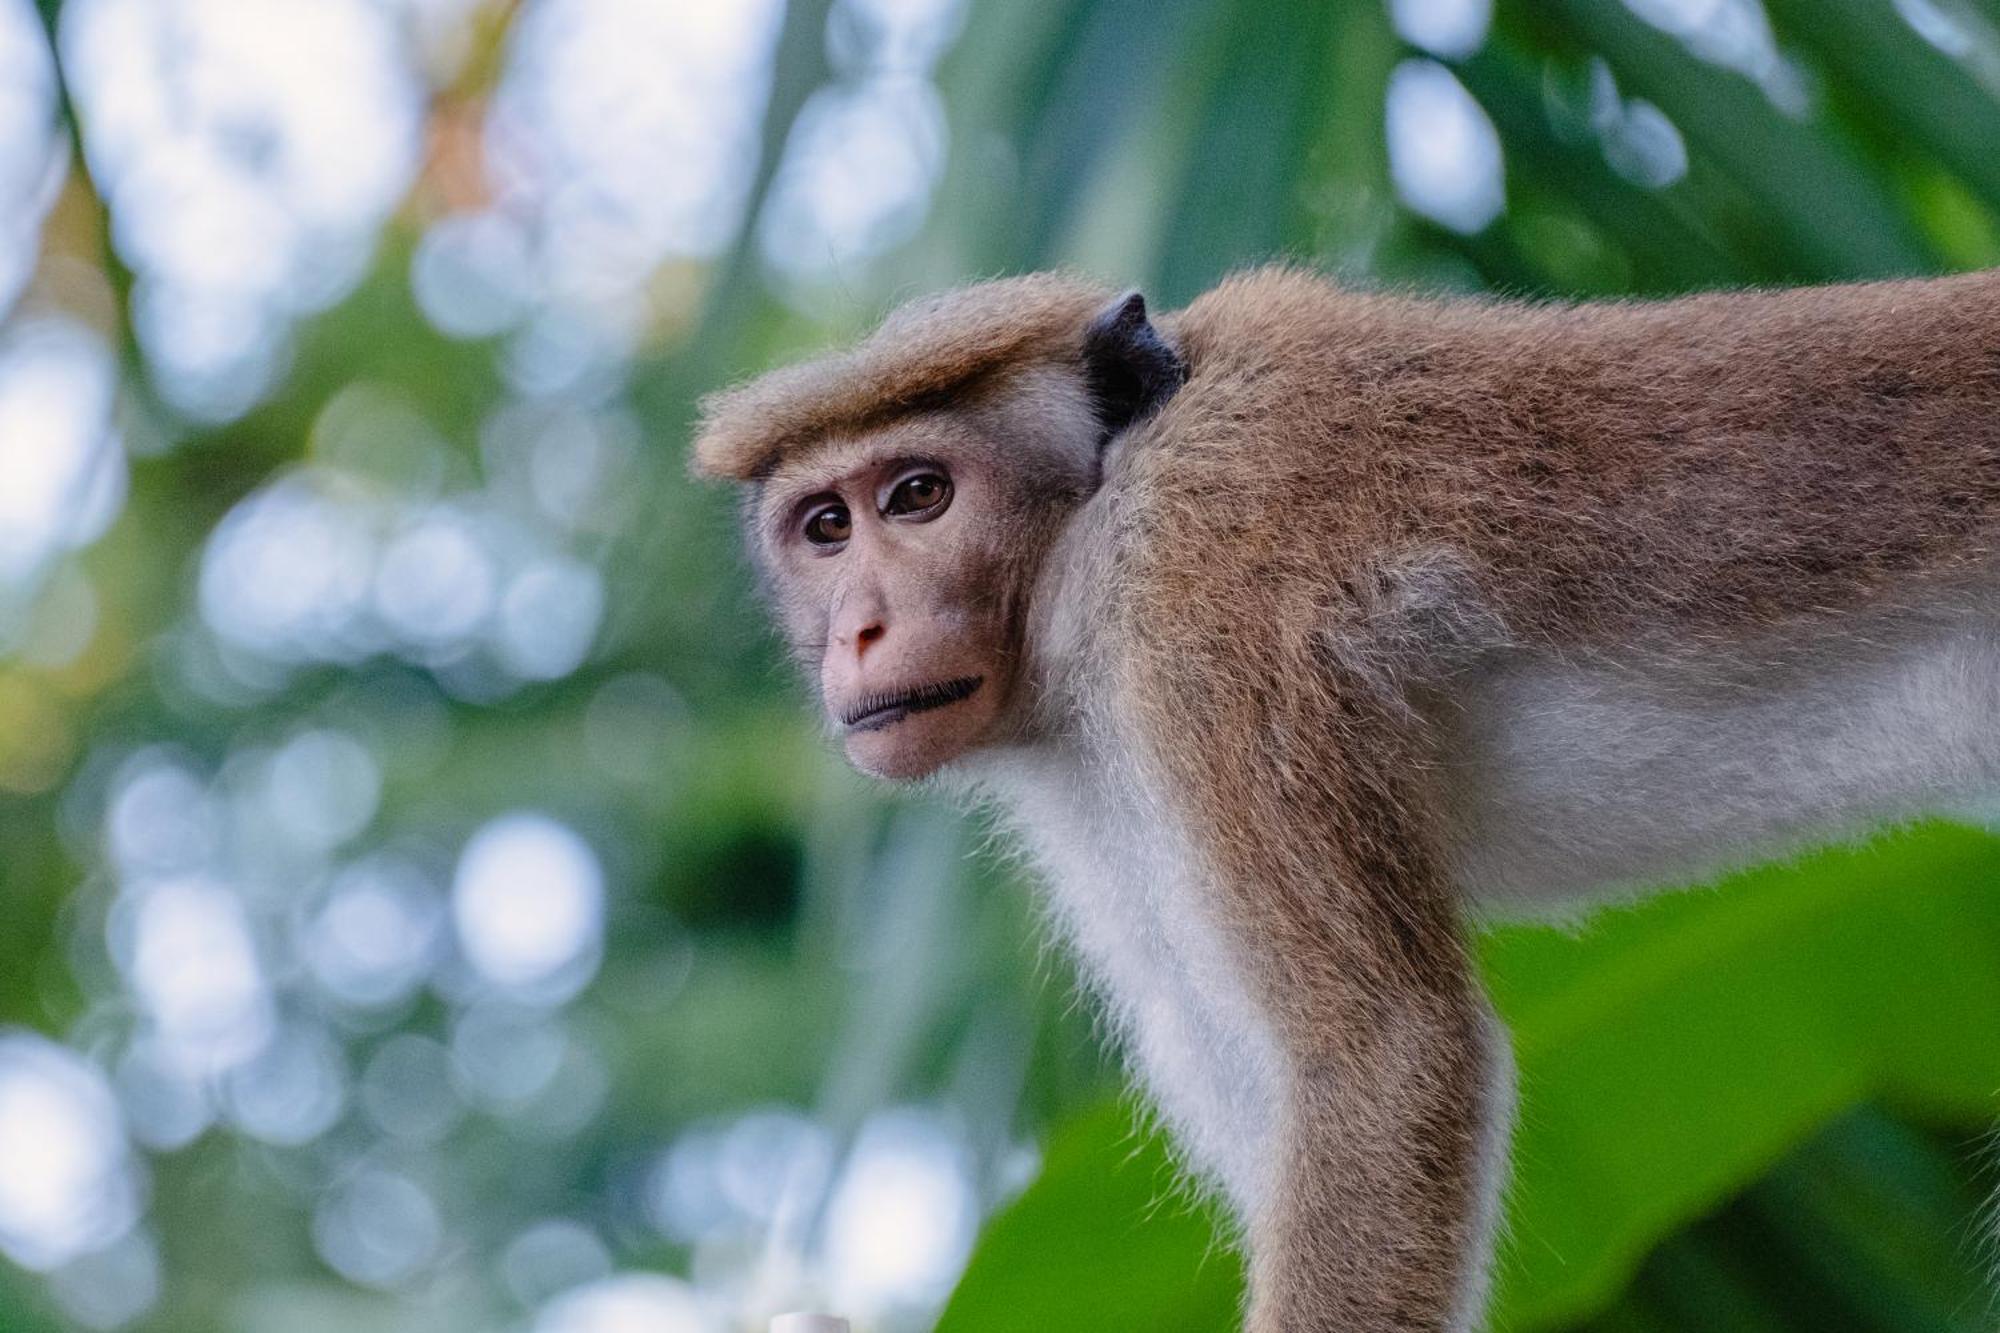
[4,0,2000,1330]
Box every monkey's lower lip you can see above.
[842,676,984,733]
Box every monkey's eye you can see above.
[883,470,952,520]
[802,503,852,547]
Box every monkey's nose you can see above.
[833,614,887,659]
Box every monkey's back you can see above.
[1133,265,2000,652]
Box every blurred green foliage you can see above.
[5,0,2000,1330]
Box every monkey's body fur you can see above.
[696,266,2000,1330]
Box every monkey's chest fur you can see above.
[974,740,1288,1215]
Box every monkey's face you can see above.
[718,285,1182,781]
[755,421,1061,781]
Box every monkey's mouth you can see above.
[841,676,984,733]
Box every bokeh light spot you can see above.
[0,1032,140,1272]
[452,812,605,1000]
[1385,59,1505,234]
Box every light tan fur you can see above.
[693,266,2000,1331]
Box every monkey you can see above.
[690,266,2000,1331]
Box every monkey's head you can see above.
[691,275,1184,780]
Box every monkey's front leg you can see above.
[1246,959,1511,1332]
[1127,679,1514,1328]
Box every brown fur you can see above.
[1148,267,2000,648]
[693,273,1113,480]
[694,265,2000,1332]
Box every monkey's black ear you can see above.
[1082,291,1186,447]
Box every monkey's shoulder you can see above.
[1068,457,1505,720]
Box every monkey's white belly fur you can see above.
[1447,604,2000,911]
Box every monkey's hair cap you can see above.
[691,273,1113,481]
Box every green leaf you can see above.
[936,1100,1243,1333]
[1153,0,1354,303]
[1455,39,1747,294]
[1761,0,2000,216]
[1488,823,2000,1327]
[1522,0,1937,279]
